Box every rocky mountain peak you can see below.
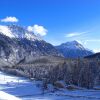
[55,40,93,58]
[0,24,42,41]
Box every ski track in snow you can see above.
[0,71,100,100]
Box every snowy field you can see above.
[0,71,100,100]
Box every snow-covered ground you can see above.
[0,71,100,100]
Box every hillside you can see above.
[0,25,62,67]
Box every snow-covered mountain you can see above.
[55,40,93,58]
[0,25,41,41]
[0,25,62,66]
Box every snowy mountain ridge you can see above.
[60,40,85,50]
[0,24,62,66]
[0,25,42,41]
[55,40,93,58]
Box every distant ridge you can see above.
[84,52,100,59]
[55,40,93,58]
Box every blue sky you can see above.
[0,0,100,52]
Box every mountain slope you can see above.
[85,52,100,59]
[55,41,93,58]
[0,25,62,66]
[0,25,42,41]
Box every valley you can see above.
[0,71,100,100]
[0,25,99,100]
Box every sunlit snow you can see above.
[0,71,100,100]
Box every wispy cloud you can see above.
[84,39,100,45]
[65,32,87,38]
[1,16,19,22]
[27,24,48,36]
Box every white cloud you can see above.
[93,49,100,53]
[27,24,48,36]
[65,32,87,38]
[1,16,19,22]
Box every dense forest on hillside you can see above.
[1,56,99,89]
